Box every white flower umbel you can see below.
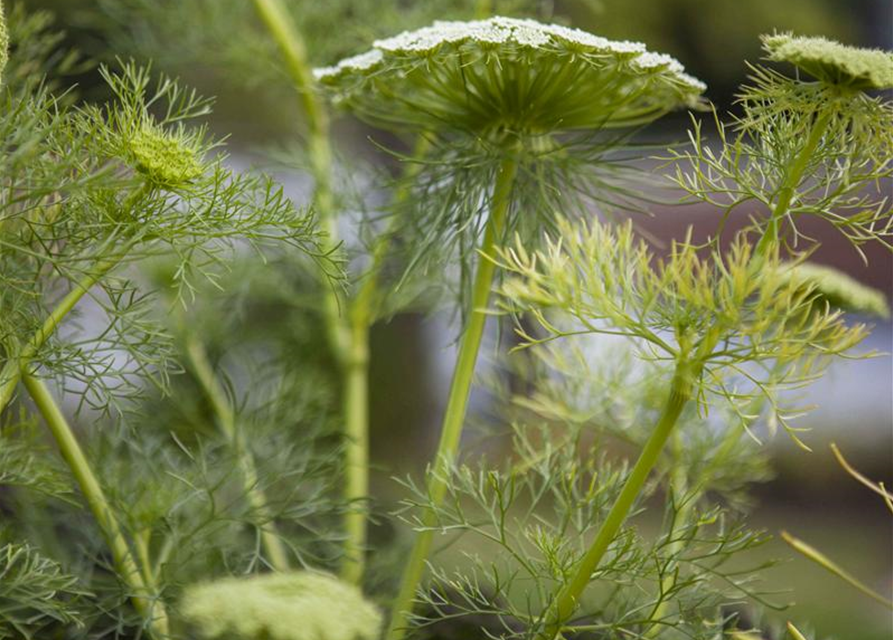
[315,16,705,134]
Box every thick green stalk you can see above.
[646,367,780,635]
[184,337,291,572]
[0,257,121,414]
[22,373,169,638]
[536,364,696,640]
[341,328,369,583]
[385,154,519,640]
[754,110,833,257]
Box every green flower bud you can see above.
[126,124,203,188]
[181,572,382,640]
[762,33,893,91]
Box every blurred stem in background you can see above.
[252,0,437,586]
[251,0,367,582]
[183,334,291,572]
[385,152,519,640]
[344,133,433,580]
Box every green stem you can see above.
[385,154,519,640]
[184,337,291,572]
[250,0,343,353]
[22,373,169,638]
[0,257,122,415]
[340,137,432,583]
[753,110,833,258]
[252,0,371,579]
[536,365,696,640]
[340,328,369,583]
[475,0,494,19]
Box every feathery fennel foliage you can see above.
[0,541,87,639]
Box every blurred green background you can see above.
[19,1,892,637]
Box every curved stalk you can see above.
[385,154,519,640]
[22,373,170,638]
[184,336,291,572]
[536,364,697,640]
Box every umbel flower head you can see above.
[762,33,893,91]
[181,572,382,640]
[314,16,705,136]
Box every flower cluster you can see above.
[779,262,890,319]
[182,572,382,640]
[495,218,869,441]
[314,16,705,135]
[763,32,893,91]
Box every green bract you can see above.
[763,33,893,91]
[314,16,705,134]
[181,572,382,640]
[780,262,890,319]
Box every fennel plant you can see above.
[1,2,891,640]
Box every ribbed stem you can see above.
[536,364,696,640]
[22,374,170,638]
[184,337,291,572]
[385,154,519,640]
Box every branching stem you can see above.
[754,109,834,257]
[341,136,433,583]
[385,153,519,640]
[252,0,370,579]
[536,362,697,640]
[22,373,170,638]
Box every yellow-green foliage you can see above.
[763,33,893,90]
[495,218,870,444]
[780,262,890,319]
[181,572,382,640]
